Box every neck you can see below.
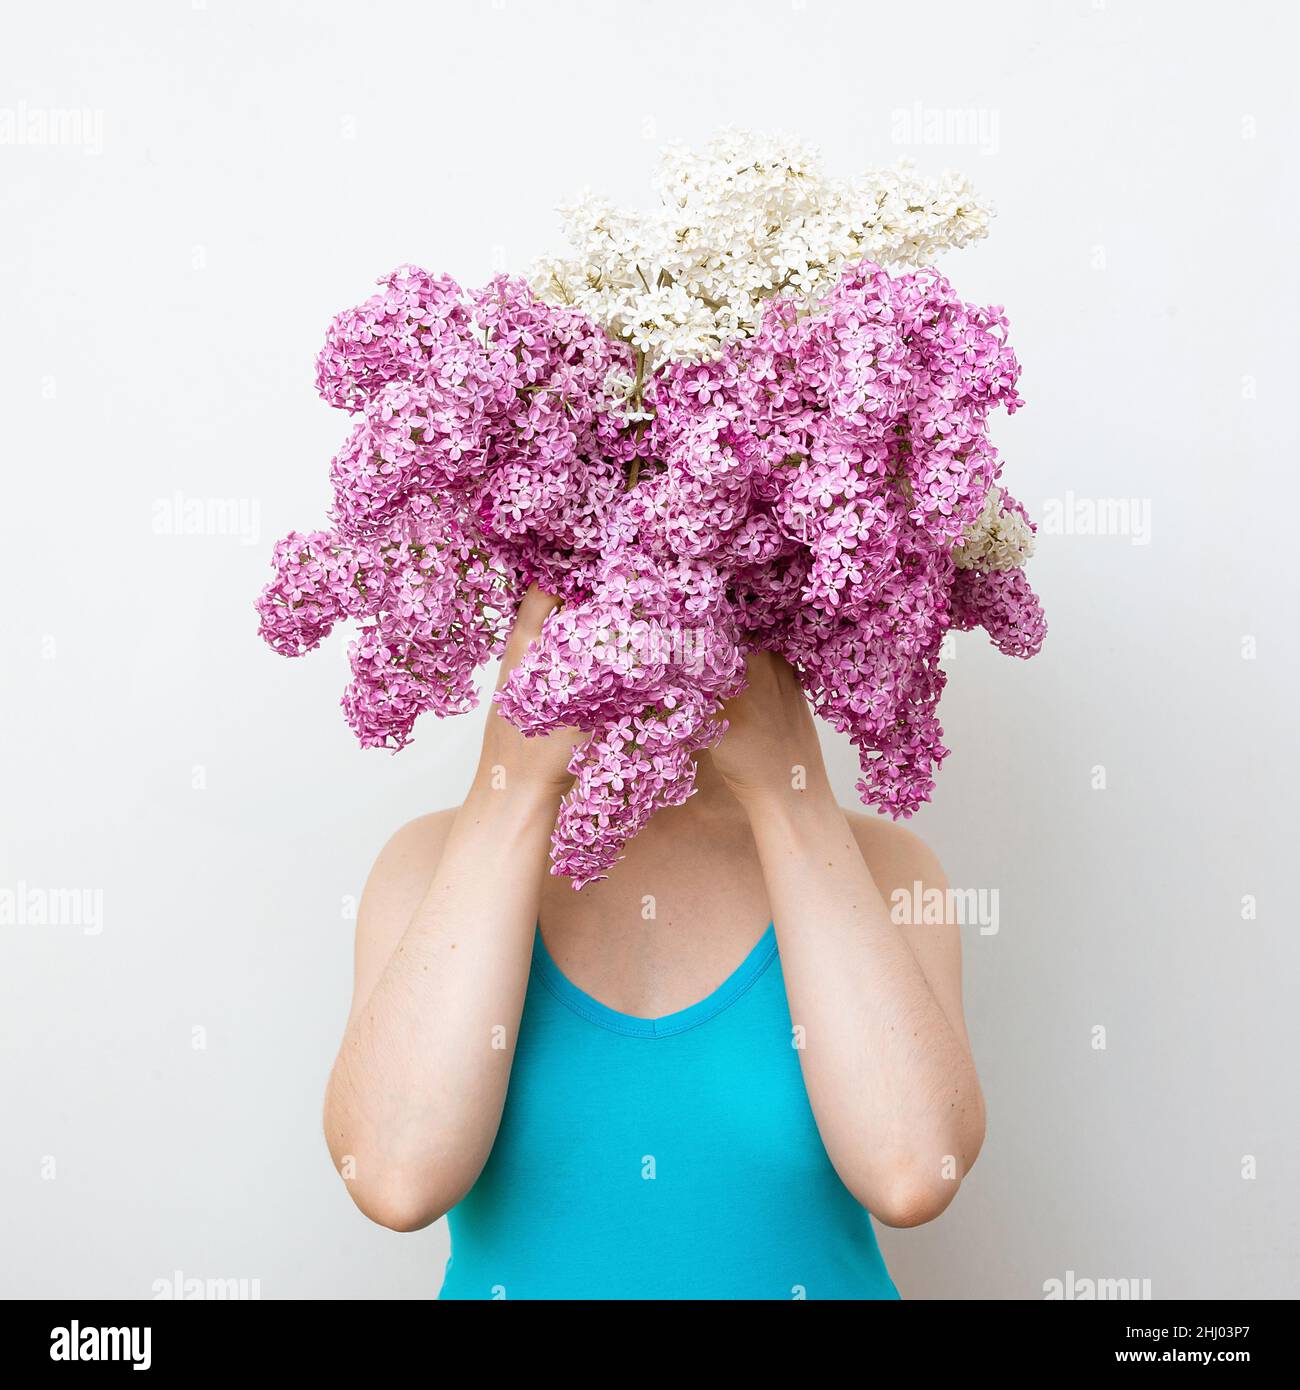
[649,751,745,826]
[689,750,729,800]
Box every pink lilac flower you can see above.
[950,565,1047,658]
[258,259,1045,885]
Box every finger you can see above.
[496,585,561,689]
[514,583,562,639]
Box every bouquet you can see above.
[257,131,1046,888]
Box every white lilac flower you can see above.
[953,487,1036,572]
[532,128,994,388]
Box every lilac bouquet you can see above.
[257,132,1045,887]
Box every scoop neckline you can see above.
[531,921,778,1038]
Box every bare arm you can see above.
[712,652,986,1228]
[322,589,578,1231]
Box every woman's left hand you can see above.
[711,655,985,1230]
[710,650,832,811]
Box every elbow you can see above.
[324,1132,462,1233]
[869,1172,960,1228]
[340,1165,462,1232]
[352,1183,445,1233]
[324,1102,463,1232]
[867,1095,989,1228]
[848,1142,981,1228]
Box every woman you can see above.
[324,587,986,1300]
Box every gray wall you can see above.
[2,0,1296,1299]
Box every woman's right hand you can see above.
[328,582,580,1232]
[474,585,583,797]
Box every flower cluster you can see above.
[633,259,1041,819]
[260,267,635,751]
[257,134,1045,887]
[494,553,747,886]
[256,507,513,748]
[533,128,992,383]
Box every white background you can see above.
[2,0,1297,1299]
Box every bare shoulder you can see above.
[345,808,462,1020]
[361,808,460,918]
[370,807,460,875]
[842,809,968,1039]
[841,810,948,893]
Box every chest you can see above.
[493,951,830,1185]
[536,815,773,1018]
[446,953,889,1300]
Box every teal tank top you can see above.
[439,922,900,1300]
